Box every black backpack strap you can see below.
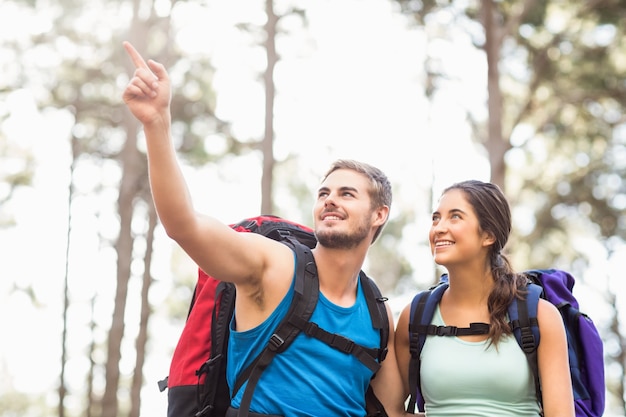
[413,322,490,337]
[360,273,390,417]
[365,384,388,417]
[195,281,236,417]
[211,282,237,357]
[234,238,318,417]
[298,320,382,372]
[508,281,543,411]
[295,272,389,373]
[407,280,448,413]
[360,272,390,364]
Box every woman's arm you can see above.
[536,298,575,417]
[371,303,414,417]
[394,304,412,400]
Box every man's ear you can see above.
[373,205,389,227]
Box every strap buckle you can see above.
[436,326,457,336]
[268,333,285,351]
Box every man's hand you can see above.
[122,41,171,125]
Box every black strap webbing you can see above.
[361,273,389,363]
[511,295,542,411]
[413,322,490,337]
[234,239,318,417]
[195,281,236,417]
[300,319,381,372]
[407,287,434,412]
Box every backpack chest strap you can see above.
[288,315,383,372]
[412,322,490,337]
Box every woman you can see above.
[395,180,574,416]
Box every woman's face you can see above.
[429,189,494,267]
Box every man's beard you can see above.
[315,218,371,250]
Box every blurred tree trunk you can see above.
[102,0,173,415]
[261,0,278,215]
[58,133,78,417]
[86,296,97,417]
[102,6,150,415]
[481,0,537,190]
[482,0,507,190]
[102,117,145,417]
[129,201,157,417]
[608,291,626,414]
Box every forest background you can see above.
[1,0,625,416]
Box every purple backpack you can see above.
[408,268,605,416]
[511,269,605,417]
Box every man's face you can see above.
[313,169,374,250]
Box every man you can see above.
[122,41,405,417]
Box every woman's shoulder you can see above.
[536,298,564,332]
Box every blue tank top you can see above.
[226,256,379,417]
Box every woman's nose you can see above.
[432,220,446,234]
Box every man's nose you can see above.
[323,192,338,207]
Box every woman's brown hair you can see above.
[443,180,528,346]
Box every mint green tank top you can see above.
[420,304,541,416]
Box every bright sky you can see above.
[16,0,625,416]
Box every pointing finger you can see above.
[123,41,149,70]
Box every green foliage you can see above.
[367,210,417,296]
[393,0,452,23]
[0,114,35,228]
[508,3,626,265]
[0,390,52,417]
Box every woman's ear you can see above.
[482,231,496,248]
